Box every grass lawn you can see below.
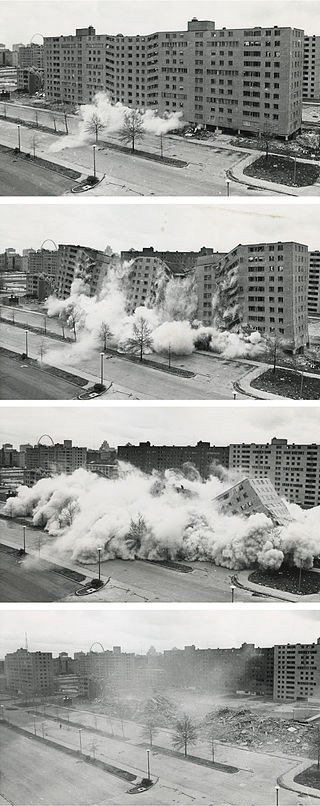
[244,154,320,186]
[251,367,320,399]
[249,568,320,596]
[295,764,320,790]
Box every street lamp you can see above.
[275,785,280,806]
[41,722,45,738]
[97,547,103,582]
[225,178,230,197]
[79,728,83,754]
[17,124,21,152]
[230,584,235,603]
[100,352,104,386]
[93,144,96,178]
[146,749,151,781]
[25,330,29,357]
[22,525,26,553]
[33,717,37,735]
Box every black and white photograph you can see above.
[2,1,320,803]
[1,201,320,402]
[2,608,320,805]
[0,0,320,197]
[1,403,320,603]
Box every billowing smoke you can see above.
[44,260,265,366]
[4,466,320,572]
[50,92,184,152]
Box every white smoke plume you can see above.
[50,92,184,152]
[4,466,320,572]
[44,262,265,366]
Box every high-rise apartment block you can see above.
[303,36,320,99]
[214,242,309,352]
[55,244,110,298]
[25,248,59,299]
[43,20,303,138]
[274,640,320,701]
[214,477,292,526]
[4,648,54,696]
[308,251,320,316]
[228,437,320,509]
[118,440,229,478]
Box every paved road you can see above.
[0,322,252,400]
[1,519,261,603]
[0,723,135,806]
[6,707,317,806]
[0,149,74,196]
[0,115,271,197]
[0,548,78,602]
[0,353,81,400]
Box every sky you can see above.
[2,403,320,449]
[0,202,320,255]
[1,608,320,656]
[1,0,320,47]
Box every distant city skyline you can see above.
[1,609,320,656]
[0,203,320,256]
[2,1,320,49]
[2,405,320,453]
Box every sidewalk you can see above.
[229,151,320,196]
[279,759,320,800]
[235,570,300,602]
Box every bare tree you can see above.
[84,111,105,144]
[119,109,144,153]
[38,340,46,366]
[172,714,198,758]
[124,316,153,362]
[142,715,158,748]
[52,113,57,133]
[260,120,274,161]
[34,110,39,128]
[100,322,112,352]
[31,132,40,159]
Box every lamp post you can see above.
[41,722,45,738]
[293,157,297,185]
[79,728,83,755]
[160,133,163,159]
[22,525,26,553]
[17,124,21,152]
[225,178,230,197]
[97,547,102,582]
[93,144,96,178]
[299,370,304,400]
[146,749,151,781]
[230,584,235,603]
[100,352,104,386]
[168,343,171,369]
[33,717,37,735]
[275,784,280,806]
[25,330,29,357]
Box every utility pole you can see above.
[17,124,21,152]
[22,525,26,553]
[146,749,151,781]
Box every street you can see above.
[0,547,80,602]
[0,321,254,400]
[0,353,82,400]
[2,705,318,806]
[0,518,267,603]
[0,149,75,195]
[0,108,273,197]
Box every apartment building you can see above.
[24,439,87,474]
[228,437,320,509]
[214,241,309,352]
[121,246,211,313]
[214,477,292,526]
[308,251,320,316]
[117,440,229,478]
[303,36,320,99]
[194,251,226,325]
[163,643,274,695]
[274,640,320,701]
[25,248,59,299]
[44,19,303,138]
[17,44,44,70]
[55,244,110,298]
[5,648,54,697]
[73,646,136,690]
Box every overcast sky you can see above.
[1,608,320,656]
[2,403,320,449]
[0,203,319,254]
[1,0,320,47]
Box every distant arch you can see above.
[90,642,105,653]
[37,434,55,446]
[30,33,44,45]
[40,239,58,251]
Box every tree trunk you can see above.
[64,114,69,135]
[132,134,135,153]
[140,341,143,362]
[184,741,187,757]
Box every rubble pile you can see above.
[205,707,318,757]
